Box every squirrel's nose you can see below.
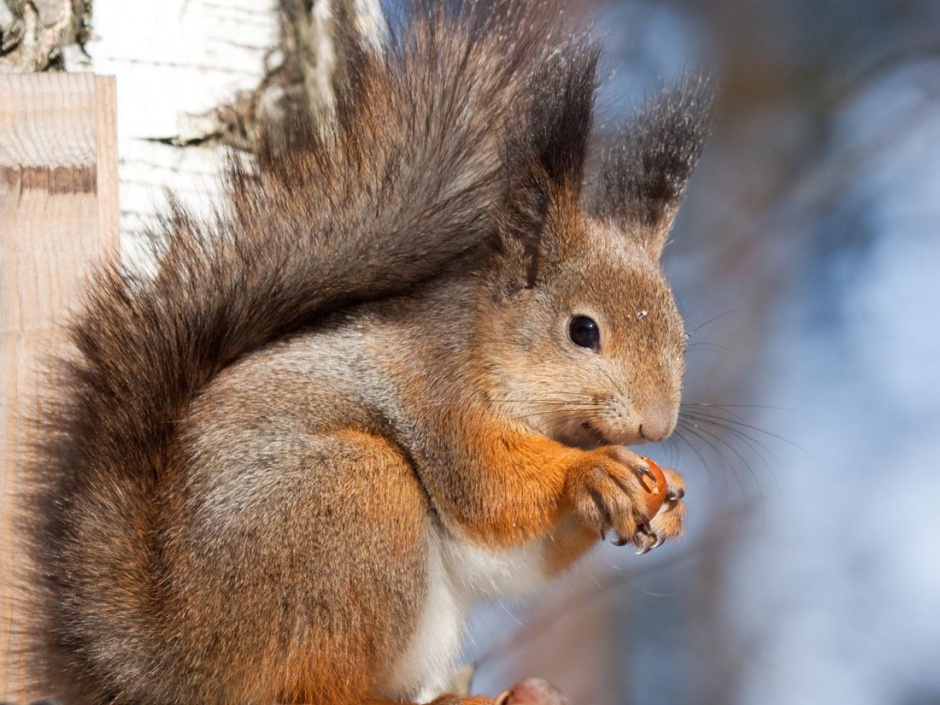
[634,403,677,444]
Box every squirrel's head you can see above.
[477,48,712,450]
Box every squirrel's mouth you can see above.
[548,420,607,450]
[579,421,608,446]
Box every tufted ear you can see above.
[497,42,600,292]
[590,76,714,260]
[524,44,599,196]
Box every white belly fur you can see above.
[384,530,549,701]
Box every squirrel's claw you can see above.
[610,522,658,551]
[632,524,659,554]
[633,462,658,492]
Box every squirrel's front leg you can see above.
[444,419,687,570]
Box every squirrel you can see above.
[22,2,712,705]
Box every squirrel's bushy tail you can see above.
[24,3,589,703]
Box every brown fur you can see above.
[22,2,712,704]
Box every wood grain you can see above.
[0,73,119,702]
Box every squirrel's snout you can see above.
[597,402,677,446]
[630,401,678,444]
[638,421,671,444]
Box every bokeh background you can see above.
[469,2,940,704]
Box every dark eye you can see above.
[568,316,600,351]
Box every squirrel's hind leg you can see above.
[167,428,434,705]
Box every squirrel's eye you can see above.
[568,316,600,351]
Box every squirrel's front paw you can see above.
[565,447,686,553]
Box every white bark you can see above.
[83,0,279,255]
[0,0,88,71]
[72,0,386,262]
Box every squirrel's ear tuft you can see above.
[525,43,600,193]
[498,42,599,292]
[591,75,714,260]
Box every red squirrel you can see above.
[24,2,711,704]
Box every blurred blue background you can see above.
[461,1,940,704]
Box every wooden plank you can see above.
[95,77,120,255]
[0,72,119,702]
